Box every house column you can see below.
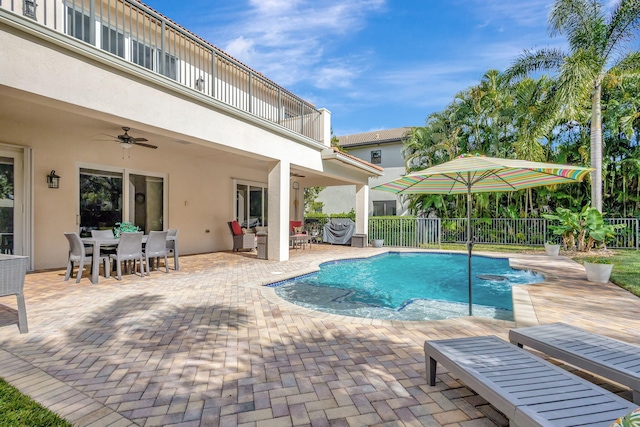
[319,108,332,147]
[268,160,290,261]
[355,184,369,236]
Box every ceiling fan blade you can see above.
[132,137,149,142]
[134,142,158,149]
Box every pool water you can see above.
[270,252,543,321]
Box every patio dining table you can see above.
[81,235,178,284]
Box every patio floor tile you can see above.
[0,245,639,426]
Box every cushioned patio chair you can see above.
[289,220,305,235]
[64,232,110,283]
[109,232,144,280]
[228,221,256,251]
[144,230,169,275]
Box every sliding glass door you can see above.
[235,181,267,229]
[79,169,123,236]
[0,149,24,255]
[79,166,165,236]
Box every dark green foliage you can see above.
[0,378,72,426]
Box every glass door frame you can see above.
[233,179,267,228]
[0,144,32,270]
[77,162,167,234]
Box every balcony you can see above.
[0,0,324,142]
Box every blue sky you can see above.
[142,0,564,136]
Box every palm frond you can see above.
[604,0,640,60]
[505,48,566,82]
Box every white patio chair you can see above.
[0,255,29,333]
[91,229,118,258]
[109,232,144,280]
[144,230,169,275]
[64,232,109,283]
[166,229,179,270]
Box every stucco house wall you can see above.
[317,129,410,216]
[0,2,382,270]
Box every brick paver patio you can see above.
[1,245,639,426]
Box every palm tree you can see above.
[506,0,640,212]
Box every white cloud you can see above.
[199,0,385,87]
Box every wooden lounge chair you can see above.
[509,322,640,404]
[425,335,636,427]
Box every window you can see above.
[101,25,126,58]
[132,40,155,71]
[79,167,165,237]
[65,7,91,43]
[236,182,267,228]
[163,53,179,81]
[371,150,382,165]
[79,169,123,237]
[63,6,181,81]
[373,200,396,216]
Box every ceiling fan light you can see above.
[120,142,132,149]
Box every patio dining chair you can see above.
[166,229,179,270]
[91,229,118,258]
[109,232,144,280]
[144,230,169,275]
[64,232,110,283]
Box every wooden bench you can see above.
[425,336,636,427]
[509,322,640,404]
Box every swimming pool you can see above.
[269,252,543,321]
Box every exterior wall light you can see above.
[23,0,37,19]
[47,170,60,188]
[195,76,205,91]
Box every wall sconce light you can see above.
[23,0,37,19]
[47,170,60,189]
[195,76,205,91]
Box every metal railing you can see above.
[369,217,441,248]
[0,0,324,142]
[442,218,548,246]
[304,217,639,249]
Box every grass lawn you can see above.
[0,378,72,426]
[607,250,640,298]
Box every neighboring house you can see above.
[317,127,411,216]
[0,0,383,270]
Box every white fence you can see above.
[309,217,640,249]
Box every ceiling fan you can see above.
[112,127,157,149]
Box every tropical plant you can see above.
[583,208,625,249]
[543,207,583,250]
[113,221,140,237]
[506,0,640,213]
[544,205,625,251]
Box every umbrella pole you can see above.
[466,179,473,316]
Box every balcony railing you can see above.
[1,0,324,142]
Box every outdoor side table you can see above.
[0,254,29,333]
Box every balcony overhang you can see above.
[321,147,384,177]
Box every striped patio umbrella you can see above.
[373,154,592,316]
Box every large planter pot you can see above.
[584,261,613,283]
[371,239,384,248]
[544,243,560,257]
